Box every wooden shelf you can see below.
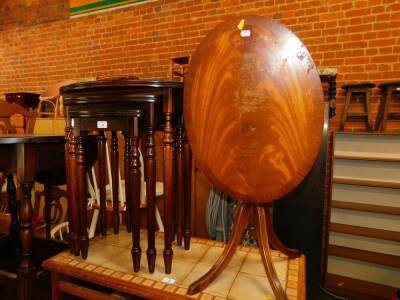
[334,151,400,162]
[333,176,400,189]
[325,273,396,300]
[331,200,400,216]
[327,133,400,300]
[327,244,400,268]
[329,223,400,242]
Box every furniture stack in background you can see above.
[325,132,400,299]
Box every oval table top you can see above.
[184,16,324,204]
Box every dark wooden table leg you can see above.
[18,181,35,300]
[175,122,184,247]
[66,131,80,256]
[183,128,192,250]
[146,102,157,273]
[51,272,62,300]
[130,117,141,272]
[44,172,53,239]
[255,206,289,300]
[163,90,175,274]
[76,136,89,258]
[264,205,300,258]
[98,132,107,236]
[111,131,120,234]
[188,203,251,295]
[124,132,132,233]
[7,172,20,258]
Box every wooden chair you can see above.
[50,221,70,241]
[0,101,37,134]
[38,80,77,118]
[90,135,165,233]
[184,16,324,299]
[170,56,190,82]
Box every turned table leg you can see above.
[51,272,62,300]
[146,102,157,273]
[7,173,20,258]
[18,181,35,300]
[124,132,132,233]
[183,128,192,250]
[44,172,54,239]
[76,136,89,258]
[130,116,141,272]
[66,131,81,256]
[163,90,175,274]
[97,132,107,236]
[175,122,184,246]
[111,131,120,234]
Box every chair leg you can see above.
[155,205,164,233]
[375,90,385,132]
[340,91,351,131]
[88,208,99,239]
[44,172,54,239]
[7,173,20,258]
[381,88,392,132]
[365,92,373,132]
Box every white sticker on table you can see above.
[240,29,251,37]
[162,277,176,284]
[97,121,108,129]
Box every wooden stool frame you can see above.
[340,83,375,132]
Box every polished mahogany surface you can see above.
[184,16,324,203]
[61,78,182,94]
[0,134,64,144]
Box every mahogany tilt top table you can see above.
[61,78,191,275]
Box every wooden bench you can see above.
[43,230,305,300]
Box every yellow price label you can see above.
[263,296,272,300]
[237,19,245,30]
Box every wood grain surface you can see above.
[184,16,324,203]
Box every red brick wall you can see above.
[0,0,399,131]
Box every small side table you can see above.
[61,78,191,275]
[0,134,65,300]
